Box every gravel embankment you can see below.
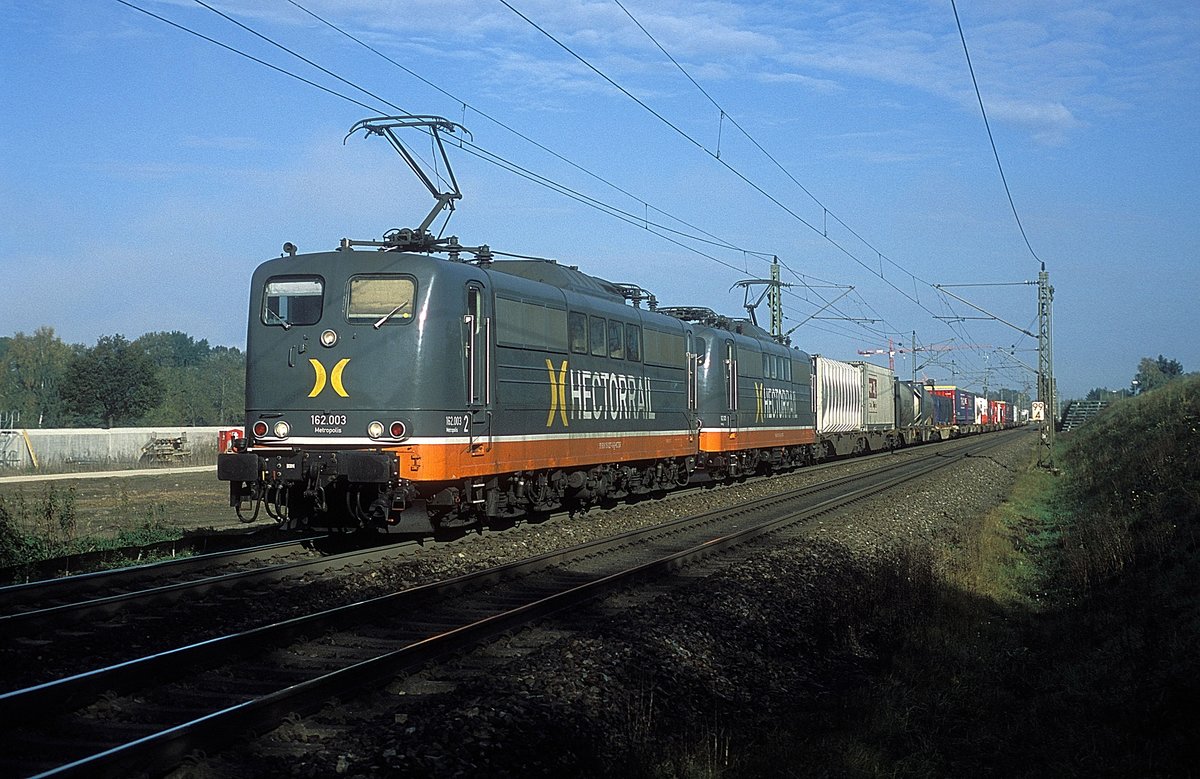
[186,431,1034,778]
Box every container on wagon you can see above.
[933,385,977,426]
[851,361,896,430]
[928,385,955,425]
[813,356,863,434]
[895,380,934,427]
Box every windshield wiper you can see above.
[373,302,411,329]
[265,308,292,330]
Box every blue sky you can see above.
[1,0,1197,400]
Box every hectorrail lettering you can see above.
[545,361,655,427]
[569,368,654,422]
[754,381,799,423]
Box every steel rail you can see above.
[0,535,421,635]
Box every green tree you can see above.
[1133,355,1184,395]
[133,331,211,368]
[208,346,246,425]
[61,335,163,427]
[0,327,76,427]
[141,345,245,426]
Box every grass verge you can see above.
[0,484,176,572]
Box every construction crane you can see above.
[857,337,907,371]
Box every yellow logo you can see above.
[308,358,350,398]
[546,359,569,427]
[755,381,764,423]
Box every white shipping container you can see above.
[853,362,896,430]
[975,396,988,425]
[814,356,863,433]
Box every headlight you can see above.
[367,421,385,439]
[252,421,269,438]
[320,329,338,347]
[389,421,407,438]
[273,421,290,439]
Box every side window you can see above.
[625,324,641,362]
[568,312,588,354]
[495,297,567,351]
[590,316,607,356]
[762,353,772,379]
[608,320,625,359]
[784,357,792,382]
[263,276,323,327]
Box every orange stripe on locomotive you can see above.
[384,430,697,482]
[698,426,817,452]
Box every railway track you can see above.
[0,532,441,694]
[0,432,1013,777]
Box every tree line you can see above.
[1083,355,1190,402]
[0,328,244,429]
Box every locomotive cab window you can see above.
[347,276,416,325]
[263,276,323,327]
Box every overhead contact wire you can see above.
[114,0,378,113]
[501,0,944,325]
[951,0,1044,268]
[117,0,927,346]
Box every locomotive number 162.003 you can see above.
[311,414,348,427]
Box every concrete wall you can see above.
[0,426,232,473]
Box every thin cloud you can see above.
[757,71,844,94]
[984,98,1078,137]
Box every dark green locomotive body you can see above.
[219,249,699,532]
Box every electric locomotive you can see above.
[217,235,709,533]
[220,115,694,532]
[661,307,817,477]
